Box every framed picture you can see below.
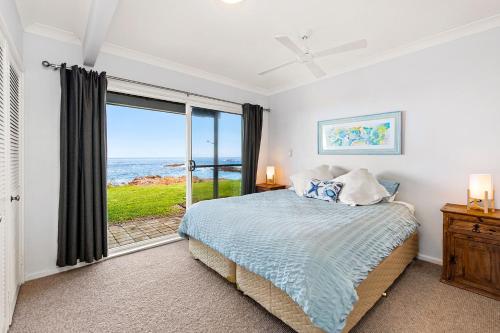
[318,111,402,155]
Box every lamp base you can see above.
[467,189,495,214]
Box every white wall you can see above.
[23,33,269,280]
[268,27,500,263]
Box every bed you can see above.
[179,190,419,333]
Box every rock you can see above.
[219,166,241,172]
[127,175,204,186]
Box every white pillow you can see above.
[290,165,335,196]
[334,168,390,206]
[329,166,348,178]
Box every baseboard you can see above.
[417,253,443,265]
[25,235,183,281]
[24,261,93,281]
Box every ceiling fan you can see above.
[259,33,367,78]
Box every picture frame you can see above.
[318,111,402,155]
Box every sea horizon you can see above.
[107,156,242,185]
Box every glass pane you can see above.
[191,108,215,166]
[217,112,242,199]
[218,112,242,166]
[190,108,242,204]
[217,165,241,198]
[106,104,186,249]
[192,167,214,203]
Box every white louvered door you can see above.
[6,62,21,326]
[0,30,23,333]
[0,33,7,333]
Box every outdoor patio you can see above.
[107,214,183,249]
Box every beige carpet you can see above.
[10,241,499,333]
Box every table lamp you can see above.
[266,166,276,184]
[467,174,495,213]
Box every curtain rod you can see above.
[41,61,270,112]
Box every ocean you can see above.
[107,157,241,185]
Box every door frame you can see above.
[185,100,242,208]
[108,77,242,209]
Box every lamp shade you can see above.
[266,166,275,182]
[469,174,493,199]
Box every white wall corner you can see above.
[417,253,443,266]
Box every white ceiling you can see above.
[15,0,500,94]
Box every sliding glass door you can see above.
[188,107,242,204]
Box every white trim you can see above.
[0,11,23,72]
[0,29,7,333]
[107,77,187,104]
[101,43,269,95]
[7,285,19,327]
[24,23,80,45]
[188,96,241,115]
[107,77,243,115]
[269,14,500,95]
[417,253,442,266]
[186,103,193,208]
[14,63,24,286]
[25,235,183,282]
[107,234,182,257]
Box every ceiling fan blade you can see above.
[275,35,306,57]
[314,39,367,58]
[305,61,326,78]
[258,59,297,76]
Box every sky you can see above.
[106,104,242,159]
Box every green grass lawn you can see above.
[107,180,241,224]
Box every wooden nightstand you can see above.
[256,183,287,193]
[441,203,500,300]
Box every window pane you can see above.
[218,112,242,166]
[217,165,241,198]
[190,109,242,203]
[191,108,214,166]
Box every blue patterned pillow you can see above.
[304,179,344,202]
[378,179,400,196]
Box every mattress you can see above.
[179,190,419,332]
[189,233,418,333]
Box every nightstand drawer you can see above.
[447,213,481,224]
[449,220,500,239]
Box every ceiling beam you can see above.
[82,0,120,67]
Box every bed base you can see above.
[189,238,236,283]
[189,233,418,332]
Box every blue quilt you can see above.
[178,190,418,333]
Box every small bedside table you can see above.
[256,183,287,193]
[441,203,500,300]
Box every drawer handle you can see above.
[472,224,480,233]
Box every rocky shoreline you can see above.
[108,175,230,187]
